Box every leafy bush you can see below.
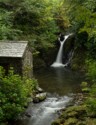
[0,66,37,123]
[81,82,90,93]
[86,60,96,82]
[86,84,96,115]
[0,9,21,40]
[83,60,96,115]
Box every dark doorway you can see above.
[0,63,9,75]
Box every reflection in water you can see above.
[34,67,84,95]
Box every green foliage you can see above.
[64,0,96,59]
[13,0,59,41]
[64,118,78,125]
[0,66,37,123]
[82,60,96,116]
[86,35,96,58]
[59,4,96,109]
[0,0,72,68]
[0,0,96,61]
[86,88,96,115]
[65,0,96,115]
[81,82,90,92]
[0,8,21,40]
[0,0,61,48]
[86,60,96,82]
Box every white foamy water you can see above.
[26,95,72,125]
[51,62,67,67]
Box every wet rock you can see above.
[33,97,39,103]
[33,92,47,103]
[36,86,44,93]
[25,112,31,117]
[74,93,84,105]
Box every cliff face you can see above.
[33,46,58,69]
[70,47,87,71]
[70,32,88,71]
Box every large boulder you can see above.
[36,86,44,93]
[33,92,47,103]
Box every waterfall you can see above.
[51,34,71,67]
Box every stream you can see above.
[17,67,84,125]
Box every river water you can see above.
[17,67,84,125]
[34,67,83,95]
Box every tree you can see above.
[0,8,21,40]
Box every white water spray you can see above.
[27,96,72,125]
[51,34,71,67]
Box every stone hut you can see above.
[0,41,33,78]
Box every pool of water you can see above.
[34,67,84,95]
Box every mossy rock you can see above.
[82,88,90,93]
[37,93,47,101]
[52,118,65,125]
[81,82,90,93]
[60,111,77,119]
[51,119,61,125]
[67,111,78,117]
[70,46,87,71]
[52,105,87,125]
[60,105,87,121]
[71,63,80,71]
[33,93,47,103]
[77,121,86,125]
[64,105,86,115]
[64,118,78,125]
[86,118,96,125]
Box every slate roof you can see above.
[0,41,28,58]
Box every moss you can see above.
[70,47,87,71]
[51,118,66,125]
[64,105,86,114]
[51,105,96,125]
[64,118,78,125]
[86,118,96,125]
[52,105,87,125]
[67,111,78,117]
[60,110,78,119]
[82,88,90,93]
[51,119,61,125]
[81,82,90,93]
[71,63,80,71]
[77,121,86,125]
[60,105,87,122]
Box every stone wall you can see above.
[22,46,33,78]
